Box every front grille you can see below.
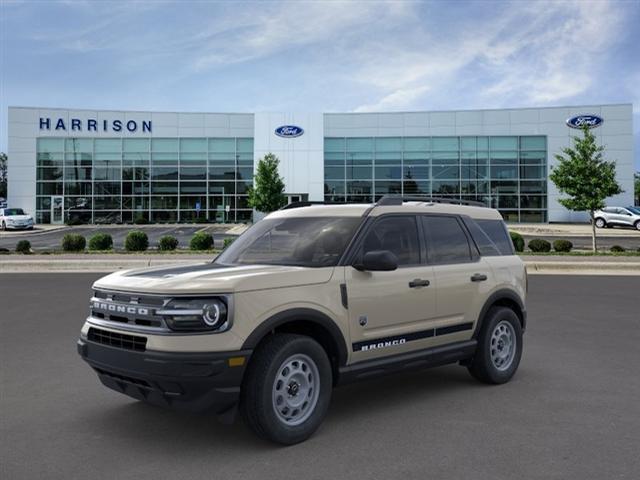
[90,290,167,331]
[88,327,147,352]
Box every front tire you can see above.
[594,218,606,228]
[468,307,523,384]
[241,333,332,445]
[1,221,5,231]
[635,220,640,231]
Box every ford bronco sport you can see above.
[78,196,527,444]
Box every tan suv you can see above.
[78,196,527,444]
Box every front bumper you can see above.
[77,337,251,416]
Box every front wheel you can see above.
[468,307,523,384]
[594,218,606,228]
[241,333,332,445]
[1,221,5,231]
[635,220,640,231]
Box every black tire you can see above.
[468,307,523,384]
[240,333,332,445]
[594,217,606,228]
[635,220,640,231]
[1,221,5,231]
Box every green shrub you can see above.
[190,231,214,250]
[66,216,84,226]
[610,245,625,253]
[553,239,573,253]
[223,237,235,249]
[134,216,149,225]
[528,238,551,253]
[15,240,31,254]
[125,230,149,252]
[509,231,525,252]
[158,235,179,251]
[88,233,113,251]
[62,233,86,252]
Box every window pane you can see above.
[180,138,207,152]
[209,138,235,153]
[346,138,373,152]
[236,138,254,153]
[37,138,64,153]
[65,138,92,152]
[95,139,121,153]
[423,216,471,264]
[362,216,420,265]
[403,166,429,179]
[490,137,518,150]
[375,166,402,180]
[123,139,149,152]
[520,136,546,150]
[374,181,402,195]
[460,137,476,151]
[403,180,430,195]
[347,181,372,195]
[375,137,402,152]
[404,137,430,152]
[324,138,345,153]
[432,137,459,151]
[324,167,344,180]
[152,138,179,152]
[491,165,518,179]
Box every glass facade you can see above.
[324,136,547,222]
[36,137,254,224]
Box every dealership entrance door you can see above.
[51,196,64,224]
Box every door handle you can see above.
[409,279,430,288]
[470,273,488,282]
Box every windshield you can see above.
[215,216,362,267]
[626,206,640,215]
[4,209,25,216]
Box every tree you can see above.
[247,153,287,213]
[549,126,622,252]
[0,152,7,198]
[635,172,640,205]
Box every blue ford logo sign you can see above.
[275,125,304,138]
[566,114,603,129]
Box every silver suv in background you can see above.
[594,206,640,230]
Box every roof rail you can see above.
[376,195,487,208]
[279,201,339,210]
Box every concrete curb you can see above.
[1,257,639,274]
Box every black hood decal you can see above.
[126,262,228,278]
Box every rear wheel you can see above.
[468,307,523,384]
[241,333,332,445]
[594,218,606,228]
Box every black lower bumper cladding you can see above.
[77,338,251,417]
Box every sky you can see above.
[1,0,639,168]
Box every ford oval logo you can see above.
[275,125,304,138]
[566,114,603,129]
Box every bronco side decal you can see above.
[352,322,473,352]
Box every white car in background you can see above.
[0,208,35,230]
[594,206,640,230]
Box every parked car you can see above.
[0,208,35,230]
[78,196,527,444]
[594,206,640,230]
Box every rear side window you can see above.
[463,218,501,256]
[422,216,472,264]
[476,219,514,255]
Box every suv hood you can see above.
[5,215,32,221]
[93,262,335,295]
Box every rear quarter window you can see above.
[475,219,514,255]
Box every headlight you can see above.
[157,297,230,332]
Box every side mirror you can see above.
[354,250,399,272]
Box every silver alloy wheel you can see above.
[490,320,517,371]
[272,353,321,426]
[595,218,605,228]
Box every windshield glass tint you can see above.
[4,209,25,216]
[626,206,640,215]
[215,216,362,267]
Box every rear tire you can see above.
[468,307,522,384]
[240,333,332,445]
[594,218,606,228]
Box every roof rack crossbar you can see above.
[376,195,487,208]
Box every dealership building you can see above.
[6,104,634,224]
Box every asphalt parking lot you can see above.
[0,225,236,251]
[1,274,639,479]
